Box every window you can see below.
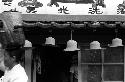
[79,46,124,82]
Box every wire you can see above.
[115,28,118,38]
[71,29,72,40]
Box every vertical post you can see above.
[101,49,105,82]
[25,49,32,82]
[71,30,73,40]
[24,40,32,82]
[123,46,125,82]
[78,46,81,82]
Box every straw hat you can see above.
[1,11,25,46]
[23,40,34,49]
[90,41,102,49]
[64,40,80,51]
[45,37,55,45]
[109,38,123,47]
[24,40,32,47]
[2,11,23,27]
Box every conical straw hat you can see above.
[2,11,23,27]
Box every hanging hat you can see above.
[45,37,55,45]
[64,40,80,51]
[109,38,123,47]
[23,40,34,49]
[2,11,23,26]
[90,41,102,49]
[24,40,32,47]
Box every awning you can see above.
[1,14,125,21]
[0,20,125,29]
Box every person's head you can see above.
[4,42,25,69]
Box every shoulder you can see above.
[10,72,28,82]
[10,64,28,81]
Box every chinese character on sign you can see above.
[92,0,106,8]
[117,8,125,14]
[88,7,103,14]
[58,6,69,14]
[88,0,105,14]
[18,0,43,13]
[117,1,125,14]
[47,0,59,7]
[2,0,13,6]
[9,8,18,12]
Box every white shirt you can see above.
[0,64,28,82]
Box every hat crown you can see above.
[64,40,80,51]
[111,38,123,47]
[67,40,77,47]
[24,40,32,47]
[112,38,122,42]
[2,11,22,26]
[90,41,101,49]
[45,37,55,45]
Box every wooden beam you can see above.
[0,14,125,21]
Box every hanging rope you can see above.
[49,29,52,37]
[71,29,73,40]
[115,28,118,38]
[69,22,74,40]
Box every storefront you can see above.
[0,0,125,82]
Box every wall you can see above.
[0,0,125,21]
[0,0,124,15]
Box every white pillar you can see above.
[78,45,82,82]
[33,60,36,82]
[24,40,32,82]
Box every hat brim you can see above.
[23,47,35,50]
[89,47,102,49]
[64,48,80,51]
[42,44,59,47]
[5,47,35,50]
[108,44,124,47]
[90,48,102,49]
[85,48,106,50]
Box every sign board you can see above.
[0,0,124,15]
[1,0,125,21]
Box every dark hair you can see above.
[6,48,25,63]
[5,42,25,63]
